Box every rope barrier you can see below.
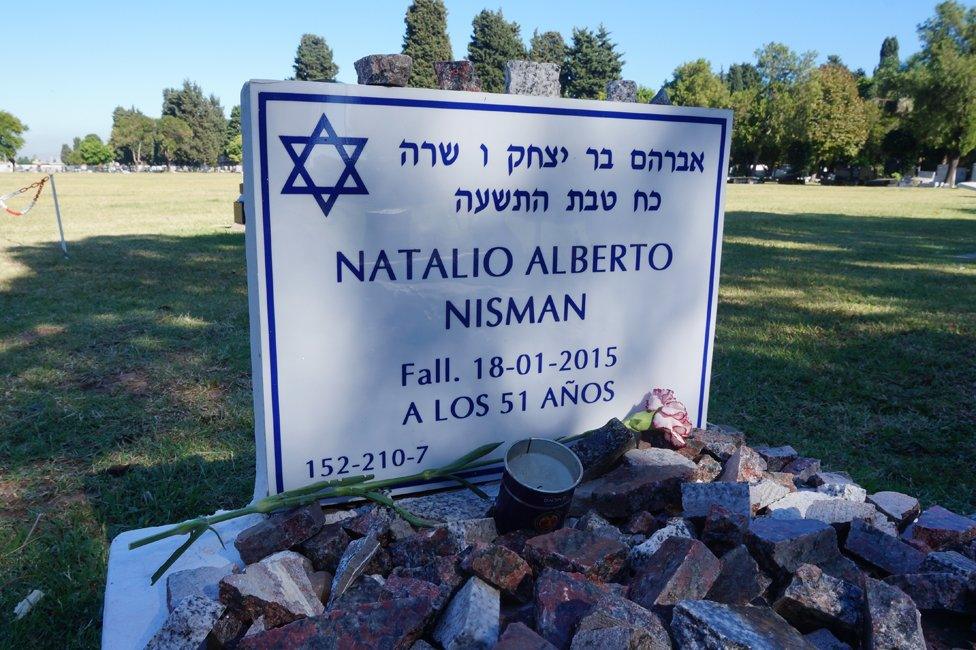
[0,176,49,216]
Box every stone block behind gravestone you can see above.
[504,61,560,96]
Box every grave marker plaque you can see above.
[241,81,732,494]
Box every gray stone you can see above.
[574,510,629,546]
[671,600,816,649]
[773,564,863,638]
[706,545,771,605]
[504,61,560,96]
[649,88,671,106]
[693,426,744,461]
[296,522,351,572]
[433,577,500,650]
[682,482,751,518]
[863,578,924,649]
[166,563,235,611]
[747,518,840,580]
[750,478,791,513]
[718,446,767,483]
[219,551,323,628]
[327,534,381,607]
[867,492,920,527]
[844,518,926,575]
[570,626,658,649]
[884,572,972,613]
[767,491,831,518]
[629,518,695,571]
[623,447,695,472]
[534,569,608,648]
[816,482,867,503]
[567,418,636,481]
[909,505,976,549]
[397,485,497,522]
[576,593,670,646]
[439,517,497,549]
[494,622,556,649]
[919,550,976,586]
[146,595,225,650]
[355,54,413,86]
[804,498,877,525]
[701,506,749,556]
[605,79,638,102]
[804,628,851,650]
[434,60,481,91]
[808,471,852,487]
[411,641,438,650]
[573,463,691,518]
[754,445,798,472]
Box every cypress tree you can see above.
[561,25,624,99]
[467,9,528,93]
[529,30,566,65]
[293,34,338,82]
[402,0,453,88]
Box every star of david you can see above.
[279,113,368,217]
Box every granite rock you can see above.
[867,492,920,528]
[494,622,557,650]
[573,463,690,518]
[575,593,670,645]
[803,628,851,650]
[534,569,607,648]
[234,505,325,564]
[434,576,500,650]
[750,478,791,514]
[883,572,973,613]
[670,599,816,649]
[919,550,976,586]
[629,518,695,572]
[434,60,481,91]
[766,491,832,518]
[574,510,629,545]
[706,544,771,605]
[747,518,840,580]
[754,445,798,472]
[296,522,351,572]
[382,574,451,612]
[391,554,465,591]
[773,564,863,638]
[389,527,459,568]
[439,517,498,550]
[328,534,382,607]
[219,551,324,628]
[166,563,235,611]
[569,626,658,649]
[504,61,561,96]
[690,427,744,461]
[863,578,925,650]
[524,528,628,581]
[605,79,638,102]
[355,54,413,86]
[628,537,721,612]
[782,457,822,483]
[701,505,749,556]
[329,574,387,610]
[909,505,976,550]
[718,445,768,483]
[396,485,497,523]
[461,542,533,596]
[649,88,671,105]
[623,447,696,472]
[844,518,926,575]
[146,595,225,650]
[566,418,636,481]
[694,455,723,482]
[682,482,751,518]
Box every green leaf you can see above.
[150,526,205,585]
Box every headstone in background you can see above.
[354,54,413,87]
[606,80,638,103]
[240,80,732,495]
[504,61,560,97]
[435,61,481,92]
[934,164,949,186]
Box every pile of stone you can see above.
[147,422,976,649]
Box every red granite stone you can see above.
[461,542,533,596]
[534,569,608,648]
[628,537,721,613]
[523,528,628,582]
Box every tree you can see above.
[803,64,870,168]
[109,106,156,165]
[402,0,452,88]
[529,30,566,65]
[225,134,243,165]
[77,134,114,166]
[155,115,192,168]
[60,144,74,165]
[467,9,527,93]
[293,34,339,82]
[0,110,28,165]
[666,59,730,108]
[561,25,624,99]
[908,42,976,187]
[880,36,900,68]
[917,0,976,56]
[225,105,241,162]
[162,80,226,166]
[724,63,760,92]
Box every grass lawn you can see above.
[1,173,975,646]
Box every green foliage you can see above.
[162,80,226,166]
[803,64,870,166]
[402,0,453,88]
[529,30,566,65]
[225,133,243,165]
[15,155,31,165]
[467,9,527,93]
[561,25,624,99]
[917,0,976,56]
[155,115,193,166]
[755,42,816,86]
[225,105,241,163]
[109,107,156,165]
[76,134,114,166]
[666,59,730,108]
[880,36,900,67]
[636,86,656,103]
[0,110,28,164]
[293,33,339,82]
[724,63,760,92]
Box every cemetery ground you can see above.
[0,174,974,646]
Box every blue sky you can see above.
[7,0,946,159]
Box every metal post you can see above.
[48,173,68,257]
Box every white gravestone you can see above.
[240,80,732,495]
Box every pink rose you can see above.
[641,388,692,448]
